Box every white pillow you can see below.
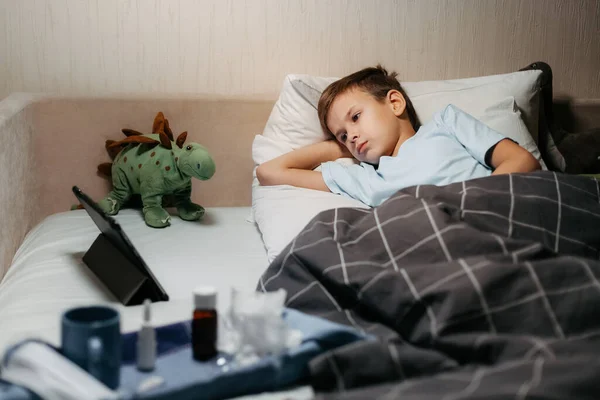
[251,97,547,263]
[256,69,565,169]
[261,70,540,152]
[476,97,547,170]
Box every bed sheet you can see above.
[0,207,313,399]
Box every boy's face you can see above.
[327,88,402,164]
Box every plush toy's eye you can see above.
[186,145,192,151]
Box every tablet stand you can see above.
[83,233,160,306]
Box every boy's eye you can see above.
[340,133,347,142]
[352,113,360,122]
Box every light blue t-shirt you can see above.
[321,104,507,207]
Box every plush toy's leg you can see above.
[140,182,171,228]
[173,184,205,221]
[98,169,130,215]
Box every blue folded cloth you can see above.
[0,381,40,400]
[0,308,369,400]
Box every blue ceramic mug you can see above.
[61,306,121,389]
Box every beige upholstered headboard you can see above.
[0,93,275,278]
[31,95,275,215]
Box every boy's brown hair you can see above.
[317,64,421,137]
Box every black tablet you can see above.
[72,185,169,304]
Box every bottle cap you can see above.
[143,298,151,323]
[194,286,217,310]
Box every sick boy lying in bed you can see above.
[256,65,541,207]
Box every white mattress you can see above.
[0,207,313,399]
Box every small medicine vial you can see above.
[192,286,218,361]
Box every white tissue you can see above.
[218,288,304,366]
[0,341,119,400]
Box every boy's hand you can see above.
[334,139,354,159]
[490,139,541,175]
[256,140,353,191]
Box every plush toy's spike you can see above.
[159,131,172,149]
[164,119,174,141]
[122,129,144,137]
[97,162,113,177]
[152,112,165,134]
[176,131,188,149]
[108,136,160,148]
[105,140,122,159]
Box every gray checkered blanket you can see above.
[258,171,600,399]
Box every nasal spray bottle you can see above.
[137,299,156,372]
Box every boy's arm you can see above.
[440,105,540,175]
[489,138,541,175]
[256,140,351,191]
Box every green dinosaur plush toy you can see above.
[97,112,216,228]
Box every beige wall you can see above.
[1,0,599,101]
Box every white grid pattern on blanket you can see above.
[458,258,497,334]
[273,186,596,306]
[266,174,599,332]
[553,172,562,252]
[266,175,599,300]
[260,172,600,398]
[524,261,565,339]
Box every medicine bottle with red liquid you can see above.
[192,286,218,361]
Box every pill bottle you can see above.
[192,286,218,361]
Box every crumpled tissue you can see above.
[219,288,303,367]
[0,341,119,400]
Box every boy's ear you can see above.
[387,90,406,117]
